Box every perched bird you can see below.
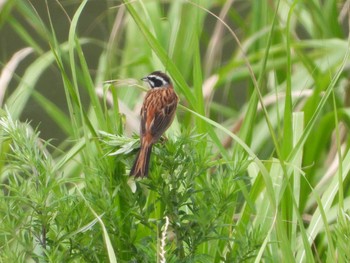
[130,71,179,177]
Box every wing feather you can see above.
[140,88,178,143]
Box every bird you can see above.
[130,71,179,177]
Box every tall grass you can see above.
[1,0,350,262]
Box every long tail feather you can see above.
[130,144,152,177]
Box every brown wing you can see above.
[140,88,178,143]
[150,96,177,139]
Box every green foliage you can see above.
[1,0,350,262]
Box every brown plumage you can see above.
[130,71,178,177]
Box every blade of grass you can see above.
[75,186,117,263]
[282,0,299,158]
[332,88,344,223]
[5,47,64,119]
[287,35,350,163]
[297,149,350,261]
[68,0,101,134]
[193,37,206,133]
[280,0,299,246]
[0,47,33,106]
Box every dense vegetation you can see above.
[1,0,350,262]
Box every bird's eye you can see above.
[149,77,164,88]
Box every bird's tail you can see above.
[130,143,153,177]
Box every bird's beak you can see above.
[141,77,148,82]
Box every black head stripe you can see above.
[147,71,171,88]
[148,75,165,88]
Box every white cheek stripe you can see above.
[148,80,155,87]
